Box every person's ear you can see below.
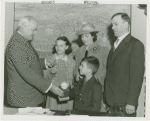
[22,23,28,31]
[87,68,92,74]
[124,21,129,28]
[76,44,79,49]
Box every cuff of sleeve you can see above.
[45,59,48,69]
[127,97,138,106]
[45,83,52,93]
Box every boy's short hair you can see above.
[81,56,99,74]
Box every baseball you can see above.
[61,82,69,90]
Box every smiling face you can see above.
[81,33,94,47]
[111,15,128,38]
[79,61,91,76]
[55,40,68,55]
[22,21,38,40]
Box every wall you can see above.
[131,4,147,47]
[5,2,14,48]
[4,2,14,105]
[14,3,130,56]
[131,4,147,117]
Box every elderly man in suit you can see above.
[5,16,64,108]
[104,13,145,116]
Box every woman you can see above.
[46,36,75,111]
[74,23,109,88]
[74,24,109,112]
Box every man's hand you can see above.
[125,104,135,114]
[50,83,64,97]
[76,73,83,81]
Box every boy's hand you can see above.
[76,73,83,81]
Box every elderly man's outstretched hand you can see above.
[50,83,64,97]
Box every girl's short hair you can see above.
[52,36,72,55]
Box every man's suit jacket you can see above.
[104,34,145,107]
[69,76,102,112]
[5,32,51,107]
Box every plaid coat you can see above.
[5,32,51,107]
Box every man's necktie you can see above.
[113,39,119,52]
[84,50,88,58]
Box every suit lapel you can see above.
[80,76,94,92]
[107,48,114,67]
[110,34,131,64]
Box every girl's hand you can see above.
[46,57,56,68]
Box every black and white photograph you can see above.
[0,0,149,119]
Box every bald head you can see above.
[17,16,38,40]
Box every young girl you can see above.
[46,36,75,111]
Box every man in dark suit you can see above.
[5,16,63,108]
[104,13,145,116]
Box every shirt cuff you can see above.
[45,83,52,93]
[45,59,48,69]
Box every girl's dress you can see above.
[46,54,75,111]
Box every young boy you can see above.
[69,56,102,112]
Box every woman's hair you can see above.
[52,36,72,55]
[90,32,97,42]
[78,32,98,43]
[72,39,84,47]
